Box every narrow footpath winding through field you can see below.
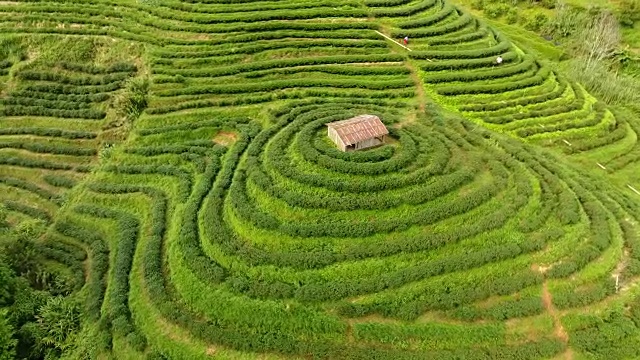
[542,282,573,360]
[377,27,426,113]
[408,62,426,114]
[393,60,428,128]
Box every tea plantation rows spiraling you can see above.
[0,0,639,359]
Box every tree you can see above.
[0,221,58,291]
[0,233,41,282]
[7,280,51,360]
[0,261,15,306]
[0,310,16,360]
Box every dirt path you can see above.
[392,63,425,129]
[407,62,426,114]
[542,282,573,360]
[374,26,426,128]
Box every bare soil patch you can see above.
[213,131,238,146]
[206,346,217,356]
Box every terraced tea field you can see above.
[1,0,639,359]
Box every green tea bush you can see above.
[24,81,124,94]
[38,243,85,292]
[57,61,137,75]
[371,0,437,16]
[428,29,489,45]
[0,154,75,171]
[365,0,413,6]
[516,106,607,137]
[43,175,77,189]
[73,205,146,349]
[484,4,510,19]
[425,56,535,83]
[17,71,131,86]
[292,240,545,302]
[338,271,543,320]
[0,176,63,205]
[438,67,551,95]
[41,238,86,262]
[0,105,106,119]
[0,127,96,139]
[411,38,511,60]
[461,79,568,112]
[398,3,455,29]
[137,117,249,136]
[103,164,193,201]
[155,78,413,97]
[552,279,616,309]
[0,140,97,156]
[391,13,474,38]
[486,88,586,125]
[420,51,519,71]
[3,97,93,109]
[154,54,405,77]
[2,200,52,223]
[155,39,385,60]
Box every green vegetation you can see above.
[0,0,639,359]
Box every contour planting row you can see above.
[147,40,415,114]
[56,102,540,358]
[4,0,639,358]
[0,128,92,229]
[601,106,640,171]
[37,111,245,355]
[1,62,136,119]
[0,0,479,50]
[0,58,138,230]
[0,0,393,46]
[224,103,609,310]
[36,93,640,358]
[134,0,421,114]
[363,0,630,152]
[187,103,634,356]
[0,0,417,120]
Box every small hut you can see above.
[326,115,388,152]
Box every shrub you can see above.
[506,8,519,24]
[484,4,509,19]
[523,13,550,32]
[471,0,484,10]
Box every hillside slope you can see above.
[0,0,639,359]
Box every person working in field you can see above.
[403,36,409,45]
[496,56,503,65]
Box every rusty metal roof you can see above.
[326,115,388,146]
